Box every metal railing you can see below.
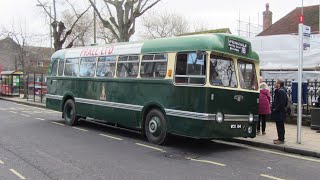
[264,79,320,115]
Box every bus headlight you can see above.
[248,126,253,134]
[216,112,224,123]
[249,114,254,123]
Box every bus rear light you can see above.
[168,69,172,77]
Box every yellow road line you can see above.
[21,114,30,117]
[99,134,123,141]
[0,160,4,165]
[35,118,45,121]
[261,174,286,180]
[51,122,65,126]
[72,127,88,132]
[10,169,26,180]
[9,111,17,114]
[135,143,166,152]
[187,158,226,167]
[215,140,320,164]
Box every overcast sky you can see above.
[0,0,319,46]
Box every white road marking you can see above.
[99,134,123,141]
[135,143,166,152]
[35,118,45,121]
[0,108,5,110]
[187,158,226,167]
[51,122,65,126]
[72,127,88,132]
[21,114,30,117]
[9,111,17,114]
[0,160,4,165]
[10,169,26,180]
[261,174,286,180]
[215,140,320,164]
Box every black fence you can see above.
[0,73,47,103]
[264,79,320,115]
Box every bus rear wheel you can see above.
[63,99,80,126]
[145,109,168,145]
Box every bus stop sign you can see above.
[303,25,311,50]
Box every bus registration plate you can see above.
[231,124,242,129]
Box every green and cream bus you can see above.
[46,33,260,144]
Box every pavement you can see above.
[1,95,320,159]
[1,99,320,180]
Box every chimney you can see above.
[263,3,273,31]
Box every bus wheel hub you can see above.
[149,117,160,134]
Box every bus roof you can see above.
[51,33,259,61]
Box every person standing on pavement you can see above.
[257,82,271,135]
[272,79,287,144]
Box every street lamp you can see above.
[36,4,53,50]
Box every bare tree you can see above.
[37,0,91,51]
[140,11,189,39]
[97,20,117,44]
[0,25,44,98]
[62,11,94,47]
[89,0,161,42]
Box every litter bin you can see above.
[291,81,308,104]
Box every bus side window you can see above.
[117,55,139,78]
[80,57,96,77]
[97,56,116,77]
[175,52,206,85]
[58,59,64,76]
[140,54,167,79]
[64,59,79,77]
[51,59,58,76]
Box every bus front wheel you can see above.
[145,109,168,145]
[63,99,80,126]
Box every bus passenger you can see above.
[272,79,287,144]
[257,82,271,135]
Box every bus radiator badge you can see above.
[234,95,243,102]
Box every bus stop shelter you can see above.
[0,71,23,96]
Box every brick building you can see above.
[258,4,320,36]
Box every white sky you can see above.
[0,0,319,46]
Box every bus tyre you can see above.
[145,109,167,145]
[63,99,80,126]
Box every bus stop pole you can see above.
[297,23,303,144]
[40,74,43,103]
[33,74,36,102]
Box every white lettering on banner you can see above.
[65,43,144,58]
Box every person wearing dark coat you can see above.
[272,79,287,144]
[257,82,271,135]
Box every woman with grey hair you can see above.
[257,82,271,135]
